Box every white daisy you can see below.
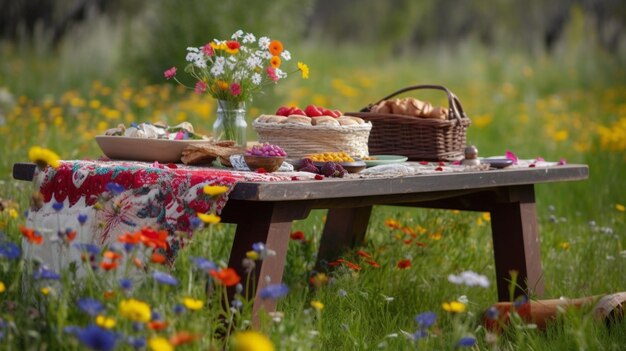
[231,30,244,39]
[251,73,262,85]
[186,52,200,62]
[275,68,287,79]
[281,50,291,61]
[186,47,199,52]
[243,33,256,44]
[194,58,207,69]
[258,36,270,49]
[211,64,224,77]
[215,56,226,66]
[245,56,262,70]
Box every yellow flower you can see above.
[232,330,274,351]
[246,250,259,260]
[148,336,173,351]
[119,298,151,322]
[616,203,625,212]
[8,208,18,219]
[0,281,5,293]
[559,241,571,250]
[197,212,221,224]
[203,185,230,197]
[41,287,51,295]
[310,300,324,311]
[182,297,204,311]
[442,301,466,313]
[297,62,309,79]
[96,315,116,329]
[482,212,491,222]
[28,146,61,169]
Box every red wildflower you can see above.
[401,226,417,237]
[229,82,241,96]
[118,231,141,244]
[194,80,207,94]
[148,320,168,331]
[170,331,200,346]
[210,268,241,286]
[66,230,77,242]
[103,251,122,260]
[337,258,361,271]
[397,259,411,269]
[327,260,341,267]
[356,250,372,259]
[384,219,401,229]
[403,238,413,245]
[365,259,380,268]
[20,225,43,245]
[415,241,427,248]
[266,66,279,82]
[290,231,305,240]
[151,252,167,264]
[202,43,214,56]
[139,227,169,250]
[225,40,241,53]
[100,261,118,271]
[103,290,116,299]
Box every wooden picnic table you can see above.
[13,162,589,323]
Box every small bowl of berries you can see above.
[244,143,287,172]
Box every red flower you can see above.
[397,259,411,269]
[20,225,43,245]
[210,268,241,286]
[230,82,241,96]
[139,227,169,250]
[151,252,167,264]
[194,80,207,94]
[290,231,305,240]
[266,67,279,82]
[170,331,200,346]
[337,258,361,271]
[202,43,214,57]
[148,320,168,331]
[365,259,380,268]
[100,261,118,271]
[356,250,371,259]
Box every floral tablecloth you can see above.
[25,160,296,269]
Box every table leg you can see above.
[490,185,544,301]
[225,201,309,326]
[315,206,373,270]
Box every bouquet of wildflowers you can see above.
[165,30,309,104]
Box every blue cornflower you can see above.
[151,310,162,321]
[78,213,89,225]
[152,270,178,286]
[456,336,476,348]
[77,298,104,317]
[192,257,216,271]
[415,311,437,329]
[75,324,117,351]
[52,201,64,211]
[119,278,133,290]
[0,241,21,259]
[126,335,146,349]
[485,306,499,320]
[189,216,202,230]
[173,304,185,315]
[231,299,243,309]
[73,243,101,255]
[259,283,289,300]
[252,242,266,253]
[338,289,348,297]
[413,329,428,341]
[33,267,60,280]
[106,182,125,195]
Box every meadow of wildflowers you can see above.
[1,39,626,350]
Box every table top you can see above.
[13,162,589,202]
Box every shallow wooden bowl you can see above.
[243,155,285,172]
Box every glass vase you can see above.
[213,100,248,146]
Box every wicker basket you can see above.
[347,85,471,161]
[252,120,372,159]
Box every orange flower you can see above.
[397,259,411,269]
[337,258,361,271]
[151,252,167,264]
[384,219,401,229]
[66,230,77,242]
[103,251,122,260]
[118,231,141,244]
[139,227,169,250]
[20,225,43,245]
[210,268,240,286]
[365,259,380,268]
[100,261,119,271]
[170,331,200,346]
[269,40,283,56]
[103,290,116,299]
[401,226,417,237]
[270,55,281,68]
[133,257,144,269]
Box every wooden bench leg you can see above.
[315,206,373,270]
[490,185,544,301]
[225,202,309,327]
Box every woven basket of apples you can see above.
[252,104,372,159]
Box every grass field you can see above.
[0,38,625,350]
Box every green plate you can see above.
[363,155,408,167]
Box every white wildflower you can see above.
[210,64,224,77]
[457,295,469,304]
[275,68,287,79]
[194,58,207,69]
[186,46,199,52]
[251,73,262,85]
[243,33,256,44]
[281,50,291,61]
[186,52,200,62]
[215,56,226,66]
[246,56,262,70]
[258,36,270,49]
[448,270,490,288]
[231,30,244,39]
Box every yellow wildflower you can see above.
[616,203,625,212]
[297,62,309,79]
[41,287,51,295]
[182,297,204,311]
[559,242,570,250]
[482,212,491,222]
[96,315,116,329]
[442,301,466,313]
[148,336,173,351]
[203,185,230,197]
[246,250,259,260]
[232,330,274,351]
[119,298,151,323]
[28,146,61,169]
[310,300,324,311]
[0,281,5,293]
[197,212,221,224]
